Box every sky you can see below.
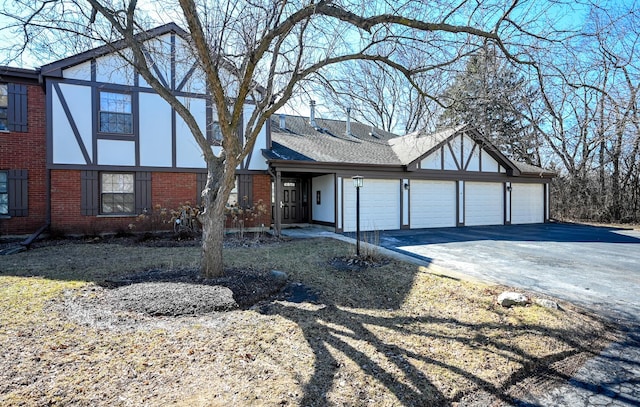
[0,0,636,120]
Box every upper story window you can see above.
[212,121,222,144]
[0,84,8,131]
[99,91,132,134]
[0,83,28,132]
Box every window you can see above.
[0,171,7,215]
[101,173,134,214]
[208,120,223,145]
[99,91,132,134]
[0,84,7,131]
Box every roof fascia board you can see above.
[268,159,406,173]
[40,23,188,78]
[0,66,40,81]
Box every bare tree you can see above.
[528,0,640,222]
[2,0,559,277]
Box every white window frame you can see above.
[100,172,135,214]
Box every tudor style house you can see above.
[0,23,554,238]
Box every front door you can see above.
[282,179,301,223]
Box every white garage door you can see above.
[343,179,400,232]
[465,182,504,226]
[410,180,456,228]
[511,183,544,224]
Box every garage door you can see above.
[343,179,400,232]
[511,183,544,224]
[410,180,456,228]
[465,182,504,226]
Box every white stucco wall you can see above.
[139,92,172,167]
[311,174,335,223]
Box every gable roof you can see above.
[40,23,188,78]
[267,115,554,177]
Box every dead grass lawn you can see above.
[0,237,616,406]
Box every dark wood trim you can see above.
[171,102,177,168]
[458,134,464,169]
[91,86,98,164]
[544,183,550,222]
[504,182,511,225]
[456,180,465,227]
[463,143,477,171]
[446,140,461,170]
[274,170,282,235]
[40,23,189,77]
[133,91,140,166]
[53,82,92,165]
[90,59,96,82]
[170,33,176,91]
[141,45,169,89]
[176,62,198,92]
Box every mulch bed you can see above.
[100,266,288,315]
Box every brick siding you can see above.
[48,170,272,235]
[0,83,48,236]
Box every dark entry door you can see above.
[282,179,301,223]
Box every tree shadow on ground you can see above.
[261,277,610,406]
[0,236,617,405]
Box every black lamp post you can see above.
[352,176,363,256]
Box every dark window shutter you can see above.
[196,173,207,206]
[238,174,253,209]
[135,172,152,214]
[8,169,28,217]
[8,84,28,132]
[81,171,99,215]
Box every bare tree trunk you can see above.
[200,205,225,278]
[199,160,236,278]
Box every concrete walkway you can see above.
[281,225,640,407]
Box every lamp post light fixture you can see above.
[352,176,364,256]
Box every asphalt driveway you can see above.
[378,222,640,323]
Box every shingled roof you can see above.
[266,114,554,177]
[267,115,400,165]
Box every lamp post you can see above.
[352,176,363,257]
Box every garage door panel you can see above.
[465,182,504,226]
[511,183,544,224]
[410,181,456,228]
[343,179,399,232]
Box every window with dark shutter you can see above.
[7,169,28,217]
[196,173,207,207]
[135,172,152,214]
[81,171,99,216]
[7,84,28,132]
[238,174,253,209]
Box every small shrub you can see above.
[224,198,269,239]
[134,204,173,233]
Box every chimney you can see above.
[345,106,351,136]
[279,113,286,130]
[309,100,317,128]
